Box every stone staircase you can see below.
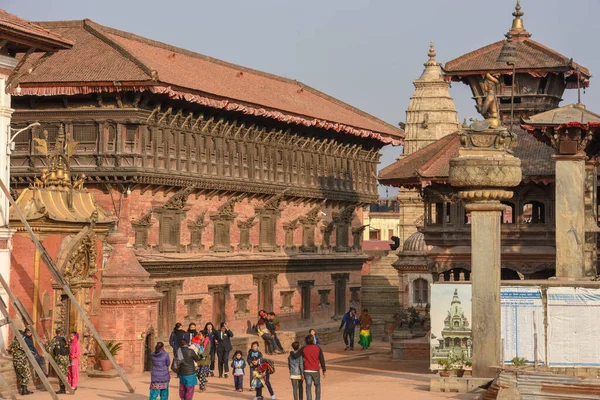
[361,253,400,337]
[0,355,17,396]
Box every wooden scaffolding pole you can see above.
[0,180,135,393]
[0,369,17,400]
[0,273,74,394]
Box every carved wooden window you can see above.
[332,273,349,316]
[11,124,30,153]
[280,290,294,313]
[156,280,183,337]
[158,212,182,253]
[276,150,284,182]
[350,286,361,304]
[43,124,59,151]
[208,285,229,327]
[234,294,251,318]
[318,289,331,307]
[412,279,428,305]
[299,280,314,320]
[72,124,98,153]
[258,213,278,252]
[255,275,276,312]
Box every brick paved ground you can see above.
[23,341,482,400]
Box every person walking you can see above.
[23,328,46,378]
[149,342,170,400]
[288,341,304,400]
[291,335,326,400]
[203,322,217,377]
[184,322,198,344]
[215,322,233,378]
[231,350,246,392]
[169,323,186,357]
[358,309,373,350]
[247,341,263,391]
[67,331,80,390]
[47,327,70,394]
[250,357,276,400]
[338,307,359,351]
[256,311,279,355]
[191,331,211,392]
[176,338,199,400]
[8,334,33,395]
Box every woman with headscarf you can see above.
[177,338,199,400]
[150,342,170,400]
[67,331,80,390]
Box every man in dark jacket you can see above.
[215,322,234,378]
[184,322,198,344]
[266,312,284,353]
[23,328,46,377]
[169,323,186,357]
[291,335,326,400]
[338,307,359,350]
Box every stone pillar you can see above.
[449,126,522,378]
[554,155,586,279]
[0,56,17,348]
[584,160,599,276]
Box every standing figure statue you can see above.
[476,73,501,128]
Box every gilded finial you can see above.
[509,0,529,36]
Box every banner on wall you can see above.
[501,286,545,364]
[547,287,600,367]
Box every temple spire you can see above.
[425,40,437,67]
[509,0,531,38]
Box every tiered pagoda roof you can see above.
[443,1,590,87]
[9,19,402,144]
[378,128,555,188]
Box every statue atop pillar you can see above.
[475,73,501,129]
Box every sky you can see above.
[4,0,600,197]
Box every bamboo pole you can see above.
[0,369,17,400]
[0,180,134,393]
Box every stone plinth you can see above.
[449,126,522,379]
[555,155,586,279]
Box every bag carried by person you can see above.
[171,348,183,373]
[261,358,275,374]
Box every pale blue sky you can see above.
[5,0,600,197]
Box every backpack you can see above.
[262,358,275,374]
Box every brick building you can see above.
[7,19,402,373]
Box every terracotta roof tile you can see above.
[14,20,402,142]
[443,38,590,78]
[378,128,555,187]
[0,9,72,51]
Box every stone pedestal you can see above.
[449,126,522,379]
[554,155,586,279]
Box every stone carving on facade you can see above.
[162,185,196,211]
[210,194,245,252]
[255,190,288,252]
[188,210,207,252]
[132,211,153,249]
[63,230,97,285]
[283,218,299,251]
[237,215,257,251]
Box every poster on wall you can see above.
[547,287,600,367]
[430,284,472,370]
[501,286,545,364]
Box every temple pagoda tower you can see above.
[443,0,591,126]
[432,289,472,364]
[402,41,459,157]
[396,42,459,246]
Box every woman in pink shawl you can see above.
[67,331,80,390]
